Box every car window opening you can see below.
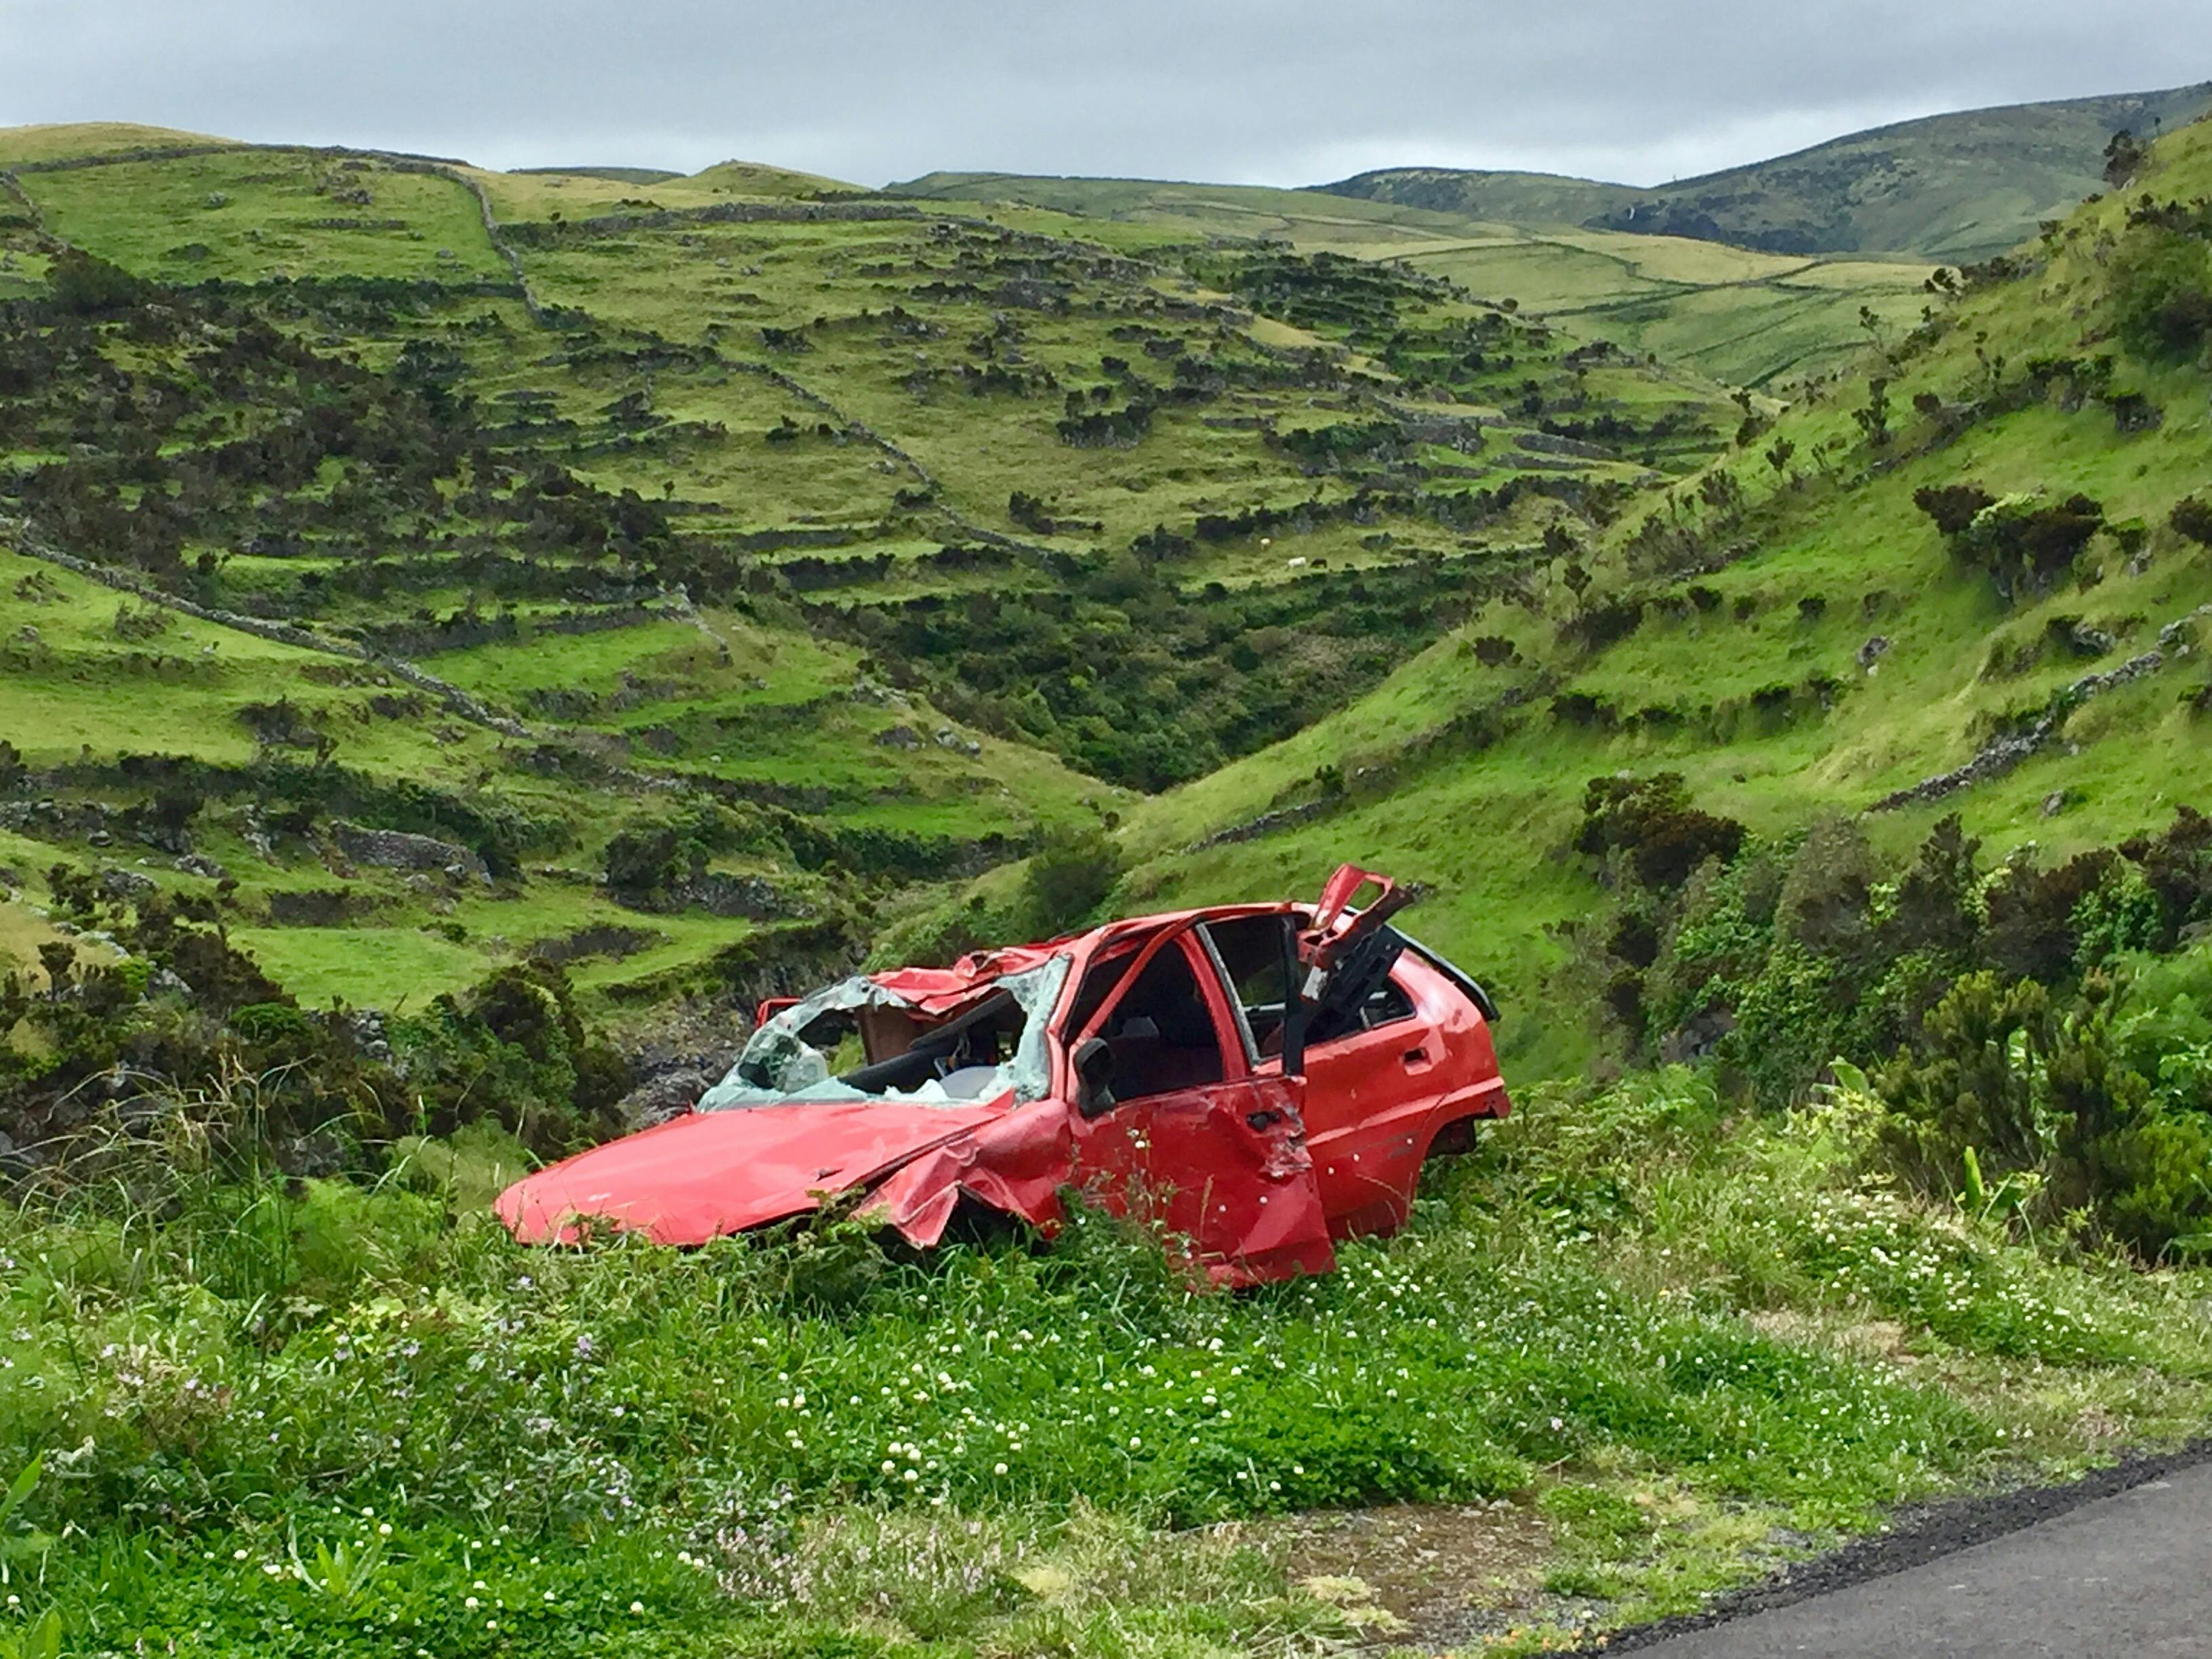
[1070,935,1227,1105]
[1200,914,1294,1057]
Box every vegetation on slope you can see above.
[1,123,1748,1012]
[5,1035,2211,1655]
[888,171,1936,387]
[1108,111,2212,1088]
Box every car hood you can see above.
[495,1097,1014,1246]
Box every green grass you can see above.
[18,150,509,283]
[0,122,241,165]
[6,1065,2208,1656]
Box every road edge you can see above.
[1566,1435,2212,1655]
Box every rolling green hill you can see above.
[888,170,1936,386]
[1328,81,2212,260]
[1,121,1744,1014]
[1092,112,2212,1083]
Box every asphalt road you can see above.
[1633,1457,2212,1657]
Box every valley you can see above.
[3,83,2212,1659]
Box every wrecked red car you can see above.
[496,865,1509,1284]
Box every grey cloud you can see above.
[5,1,2207,187]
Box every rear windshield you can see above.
[697,955,1070,1111]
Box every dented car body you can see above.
[496,865,1509,1284]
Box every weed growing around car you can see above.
[5,1065,2209,1657]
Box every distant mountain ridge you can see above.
[1324,82,2212,260]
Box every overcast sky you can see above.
[5,2,2209,188]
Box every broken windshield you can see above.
[696,954,1071,1111]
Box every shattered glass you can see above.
[697,955,1070,1111]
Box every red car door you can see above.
[1065,921,1335,1286]
[1298,964,1439,1236]
[1208,871,1470,1239]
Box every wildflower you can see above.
[465,1597,480,1610]
[630,1601,645,1614]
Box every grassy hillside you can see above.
[0,121,1744,1017]
[0,121,244,163]
[1330,81,2212,260]
[6,113,2212,1659]
[890,171,1933,387]
[1104,114,2212,1084]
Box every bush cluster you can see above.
[2,888,631,1182]
[1581,787,2212,1253]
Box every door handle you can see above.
[1401,1046,1431,1067]
[1246,1109,1285,1130]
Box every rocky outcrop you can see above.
[331,821,489,882]
[1871,651,2165,813]
[1185,799,1332,853]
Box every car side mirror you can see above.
[1073,1036,1116,1119]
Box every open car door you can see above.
[1298,865,1417,1044]
[1065,914,1335,1286]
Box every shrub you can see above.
[2170,494,2212,548]
[1577,773,1746,893]
[1984,851,2118,983]
[1882,814,1984,960]
[1775,817,1882,970]
[47,248,148,316]
[2111,232,2212,360]
[1949,492,2106,598]
[1873,969,2212,1254]
[1872,971,2056,1199]
[1021,825,1124,937]
[2121,805,2212,947]
[1913,483,1996,538]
